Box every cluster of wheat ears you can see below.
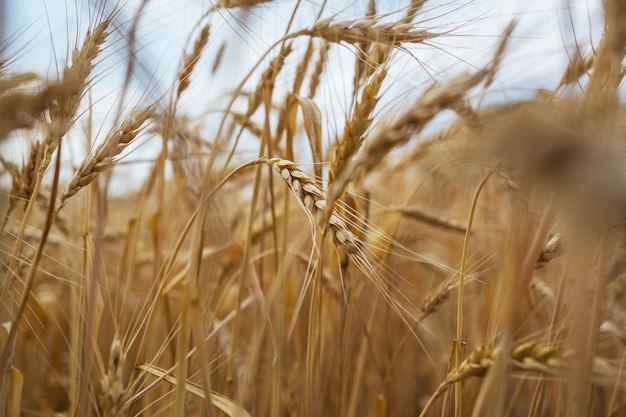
[1,0,626,416]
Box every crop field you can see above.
[1,1,625,416]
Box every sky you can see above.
[1,0,604,100]
[0,0,607,192]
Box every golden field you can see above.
[1,1,626,416]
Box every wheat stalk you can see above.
[391,204,468,234]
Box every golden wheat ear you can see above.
[59,107,153,209]
[266,158,361,253]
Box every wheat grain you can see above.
[535,233,565,269]
[266,158,361,253]
[391,204,468,234]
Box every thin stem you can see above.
[454,168,495,417]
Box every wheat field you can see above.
[0,0,625,416]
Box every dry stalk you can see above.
[136,363,252,416]
[453,169,494,416]
[4,366,22,417]
[274,40,315,144]
[0,125,63,411]
[292,40,315,96]
[391,204,468,234]
[220,42,294,170]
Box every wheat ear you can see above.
[60,108,152,208]
[329,65,388,186]
[300,17,438,46]
[266,158,361,254]
[176,24,210,99]
[327,69,487,211]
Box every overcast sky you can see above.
[0,0,608,191]
[2,0,604,94]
